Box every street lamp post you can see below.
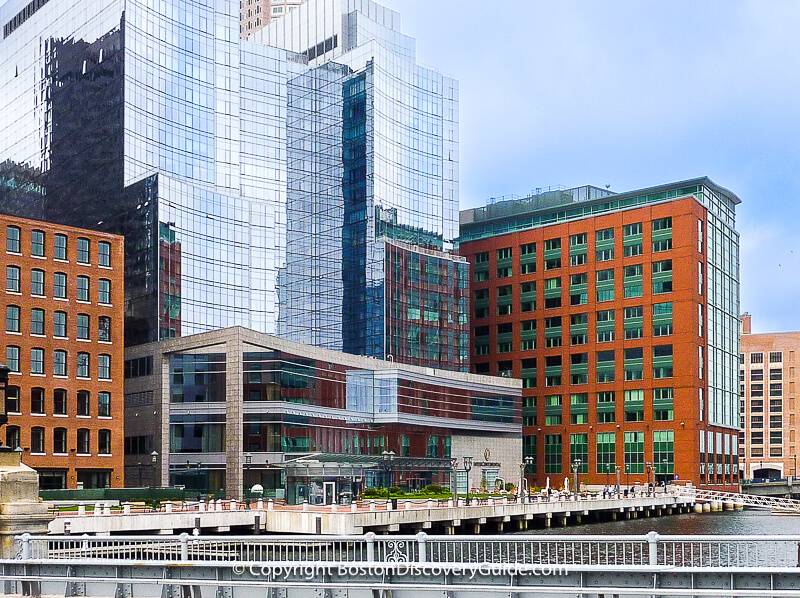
[521,456,534,501]
[137,462,143,487]
[244,452,252,508]
[646,462,653,496]
[150,450,158,489]
[0,363,10,451]
[625,463,630,491]
[381,450,395,489]
[450,458,458,497]
[572,459,581,496]
[463,455,473,498]
[662,458,668,490]
[615,465,621,493]
[605,463,610,489]
[793,454,797,478]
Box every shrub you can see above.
[389,486,403,495]
[424,484,443,494]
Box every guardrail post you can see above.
[647,531,659,566]
[257,498,264,510]
[416,532,427,563]
[230,499,237,511]
[78,504,85,516]
[351,502,357,513]
[165,502,173,513]
[365,532,375,562]
[267,499,274,511]
[179,533,189,562]
[123,502,131,515]
[20,533,31,560]
[198,500,205,512]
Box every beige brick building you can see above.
[240,0,304,38]
[739,313,800,480]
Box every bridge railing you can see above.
[12,532,800,568]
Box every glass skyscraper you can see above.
[0,0,467,368]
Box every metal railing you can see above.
[12,532,800,568]
[674,485,800,513]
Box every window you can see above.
[54,428,67,454]
[5,305,19,332]
[521,242,536,255]
[597,289,614,302]
[30,308,44,335]
[98,354,111,380]
[654,345,673,357]
[544,258,560,270]
[98,316,111,341]
[653,280,673,294]
[653,259,672,273]
[624,223,642,236]
[751,352,764,364]
[653,238,673,252]
[597,330,614,343]
[597,309,614,322]
[653,302,673,316]
[54,350,67,376]
[497,247,512,260]
[570,233,587,246]
[624,264,643,278]
[31,387,44,413]
[570,253,587,266]
[5,386,19,414]
[653,323,673,336]
[31,230,45,256]
[6,346,19,372]
[77,429,90,454]
[99,429,111,454]
[596,228,614,242]
[6,426,19,449]
[596,269,614,282]
[54,389,66,414]
[98,279,111,304]
[31,269,44,295]
[624,431,645,473]
[6,266,20,292]
[98,392,111,417]
[624,285,642,298]
[31,427,45,453]
[475,252,489,264]
[652,217,672,231]
[77,390,90,416]
[54,272,67,298]
[54,234,67,260]
[77,314,90,339]
[77,276,89,301]
[770,351,783,363]
[98,242,111,267]
[624,244,643,257]
[596,248,614,262]
[497,266,512,278]
[6,226,20,253]
[544,238,561,251]
[77,238,90,264]
[77,353,90,378]
[30,348,44,374]
[54,311,66,337]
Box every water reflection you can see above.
[533,509,800,535]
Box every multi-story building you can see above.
[739,313,800,480]
[0,0,466,369]
[123,326,521,500]
[459,178,741,490]
[240,0,304,38]
[0,216,124,489]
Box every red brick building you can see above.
[1,215,124,489]
[459,179,741,491]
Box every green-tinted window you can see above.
[624,431,645,474]
[596,432,616,474]
[545,434,562,474]
[570,433,589,473]
[624,223,642,236]
[653,430,675,477]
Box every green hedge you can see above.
[40,487,187,502]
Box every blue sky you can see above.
[379,0,800,334]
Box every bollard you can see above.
[257,498,264,510]
[103,503,111,516]
[365,532,376,562]
[179,533,189,562]
[123,502,131,515]
[165,502,173,513]
[230,499,237,511]
[502,497,508,505]
[369,500,376,512]
[302,500,309,512]
[331,503,338,513]
[267,499,274,511]
[351,502,358,513]
[447,498,454,508]
[93,502,102,516]
[20,533,31,560]
[218,499,225,511]
[405,500,412,510]
[647,531,659,566]
[78,504,86,516]
[416,532,428,563]
[63,519,71,536]
[385,500,391,512]
[427,498,433,509]
[198,500,205,513]
[488,497,494,507]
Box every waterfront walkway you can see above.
[48,492,697,535]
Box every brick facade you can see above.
[460,195,739,491]
[1,215,124,489]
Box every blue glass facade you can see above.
[0,0,465,366]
